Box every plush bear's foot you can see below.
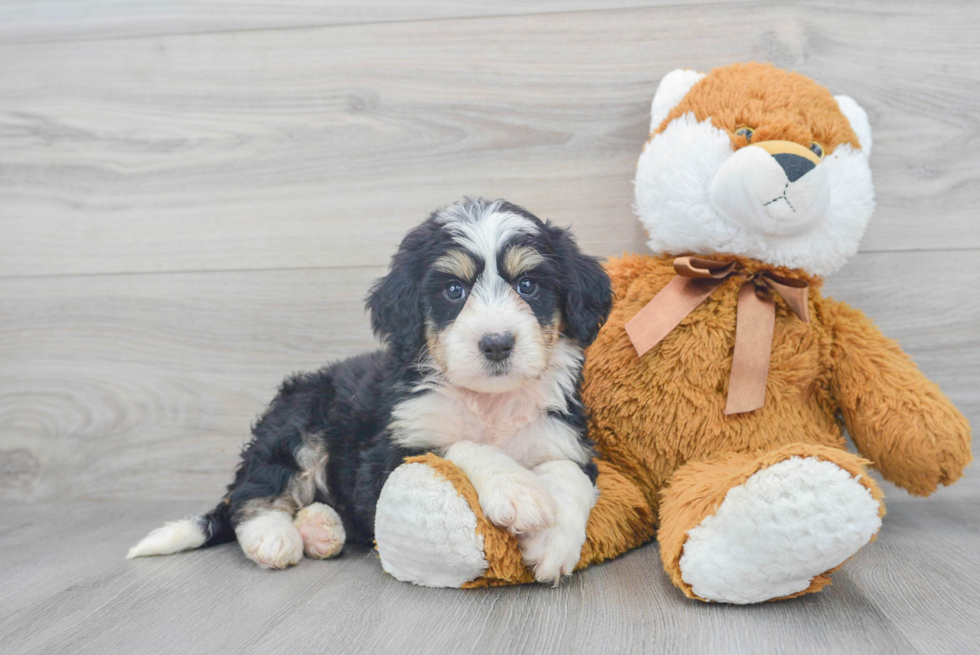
[293,503,346,559]
[677,456,882,604]
[375,461,489,587]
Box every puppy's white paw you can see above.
[293,503,346,559]
[479,470,557,535]
[521,459,598,585]
[520,521,587,585]
[236,511,304,570]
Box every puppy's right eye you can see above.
[445,281,466,301]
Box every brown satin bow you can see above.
[624,256,810,415]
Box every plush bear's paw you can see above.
[478,468,558,536]
[678,457,882,604]
[235,511,304,570]
[293,503,346,559]
[375,462,488,587]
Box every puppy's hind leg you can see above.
[294,503,346,559]
[231,442,329,570]
[235,505,305,570]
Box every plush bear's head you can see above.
[634,62,874,276]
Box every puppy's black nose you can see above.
[479,333,515,362]
[772,153,816,183]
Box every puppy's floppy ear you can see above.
[549,224,612,347]
[366,219,438,354]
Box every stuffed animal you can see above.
[372,62,973,602]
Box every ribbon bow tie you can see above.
[624,256,810,415]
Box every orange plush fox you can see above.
[373,63,972,603]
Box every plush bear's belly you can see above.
[582,255,843,508]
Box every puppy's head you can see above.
[367,198,611,393]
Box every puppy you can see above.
[127,198,613,583]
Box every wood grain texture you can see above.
[0,0,978,652]
[2,1,980,277]
[0,0,760,45]
[1,251,976,504]
[0,266,381,501]
[0,498,976,654]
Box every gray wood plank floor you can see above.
[1,494,978,654]
[1,1,977,653]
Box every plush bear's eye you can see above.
[734,127,754,142]
[810,142,825,159]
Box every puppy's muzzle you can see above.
[479,332,515,363]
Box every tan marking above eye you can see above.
[434,249,477,282]
[503,245,545,278]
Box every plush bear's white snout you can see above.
[710,142,830,239]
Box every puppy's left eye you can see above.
[445,281,466,301]
[810,142,825,159]
[516,278,537,296]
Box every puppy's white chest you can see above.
[392,389,535,452]
[390,384,586,468]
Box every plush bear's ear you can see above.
[650,69,706,133]
[835,95,873,157]
[549,225,613,347]
[366,220,439,355]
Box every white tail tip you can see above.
[127,517,208,559]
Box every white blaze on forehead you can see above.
[438,203,539,283]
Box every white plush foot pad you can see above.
[375,462,488,588]
[679,457,882,604]
[236,511,304,570]
[294,503,346,559]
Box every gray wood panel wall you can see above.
[2,0,976,504]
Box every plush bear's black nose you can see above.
[773,153,816,183]
[479,333,515,362]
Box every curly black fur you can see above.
[196,198,612,549]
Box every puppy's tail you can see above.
[126,502,235,559]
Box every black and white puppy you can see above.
[128,198,612,583]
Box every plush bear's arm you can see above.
[827,300,972,495]
[374,455,656,587]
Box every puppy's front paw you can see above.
[479,471,557,535]
[520,523,586,586]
